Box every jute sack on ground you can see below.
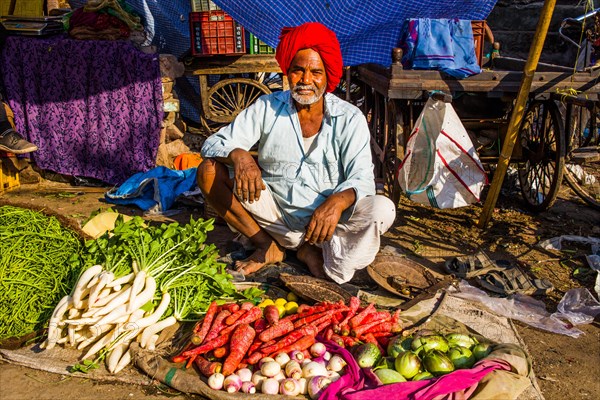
[400,292,543,400]
[131,342,297,400]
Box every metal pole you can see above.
[477,0,557,229]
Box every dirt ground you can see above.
[1,174,599,400]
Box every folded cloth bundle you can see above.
[105,166,198,213]
[400,18,481,79]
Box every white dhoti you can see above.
[236,186,396,284]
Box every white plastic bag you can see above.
[397,97,488,208]
[554,288,600,325]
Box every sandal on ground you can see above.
[475,268,554,296]
[444,251,512,279]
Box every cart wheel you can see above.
[384,100,406,205]
[253,72,285,92]
[199,115,228,135]
[207,78,271,123]
[517,100,565,211]
[563,106,600,210]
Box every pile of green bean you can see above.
[0,205,83,341]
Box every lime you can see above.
[286,292,299,302]
[274,298,287,307]
[284,301,298,315]
[276,304,286,318]
[259,299,275,308]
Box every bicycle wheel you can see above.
[563,106,600,210]
[517,100,565,211]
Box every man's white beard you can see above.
[292,84,325,105]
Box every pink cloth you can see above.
[320,339,512,400]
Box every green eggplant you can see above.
[387,335,413,358]
[423,350,455,376]
[415,335,449,353]
[355,342,382,368]
[471,343,493,361]
[445,333,477,349]
[375,368,407,384]
[412,371,434,381]
[447,346,476,369]
[394,351,421,379]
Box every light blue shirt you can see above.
[201,91,375,231]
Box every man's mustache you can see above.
[293,84,317,93]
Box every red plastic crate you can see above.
[190,11,245,56]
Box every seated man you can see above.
[0,97,38,154]
[197,22,396,284]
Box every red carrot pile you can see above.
[172,297,402,377]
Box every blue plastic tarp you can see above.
[213,0,497,66]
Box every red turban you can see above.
[275,22,343,93]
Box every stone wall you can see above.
[486,0,591,66]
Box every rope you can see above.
[554,87,586,103]
[571,0,596,79]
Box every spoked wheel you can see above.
[253,72,285,92]
[517,100,565,211]
[384,100,406,205]
[199,116,228,135]
[563,105,600,210]
[207,78,271,123]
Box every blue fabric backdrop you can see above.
[213,0,497,66]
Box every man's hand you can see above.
[229,148,265,203]
[305,189,356,245]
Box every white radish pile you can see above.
[42,264,176,373]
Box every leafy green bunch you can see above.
[76,215,262,321]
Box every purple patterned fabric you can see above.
[1,35,163,185]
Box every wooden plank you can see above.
[357,64,600,98]
[386,78,599,97]
[356,67,390,96]
[185,54,282,75]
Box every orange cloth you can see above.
[173,153,202,170]
[275,22,343,93]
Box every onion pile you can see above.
[207,341,345,398]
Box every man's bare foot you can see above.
[297,243,326,279]
[235,240,285,275]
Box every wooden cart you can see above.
[350,51,600,211]
[184,54,286,134]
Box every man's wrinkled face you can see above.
[288,48,327,105]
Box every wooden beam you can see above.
[478,0,558,229]
[184,54,281,75]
